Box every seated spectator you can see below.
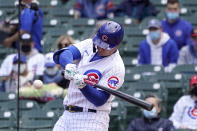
[56,35,74,50]
[162,0,193,50]
[43,52,69,89]
[74,0,114,19]
[2,54,34,93]
[113,0,157,24]
[138,19,178,71]
[178,28,197,64]
[126,94,175,131]
[0,33,45,78]
[169,75,197,130]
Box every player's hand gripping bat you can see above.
[62,71,153,111]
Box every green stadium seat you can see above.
[0,111,15,129]
[172,65,197,74]
[142,73,185,83]
[125,65,164,75]
[0,92,16,102]
[122,57,138,67]
[0,0,15,8]
[42,99,64,114]
[36,128,53,131]
[20,119,53,129]
[109,98,127,131]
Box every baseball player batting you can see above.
[52,21,125,131]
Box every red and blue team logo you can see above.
[187,107,197,119]
[84,69,102,84]
[108,76,119,89]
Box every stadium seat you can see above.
[0,92,16,102]
[20,119,53,129]
[42,99,64,116]
[172,65,197,74]
[109,98,127,131]
[0,111,15,129]
[125,65,164,75]
[0,0,15,8]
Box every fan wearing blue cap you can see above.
[52,21,125,131]
[138,19,179,71]
[3,54,34,93]
[43,53,64,85]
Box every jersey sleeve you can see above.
[98,64,125,90]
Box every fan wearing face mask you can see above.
[126,94,175,131]
[161,0,193,50]
[169,75,197,130]
[42,53,64,86]
[178,28,197,64]
[138,19,178,72]
[3,54,34,93]
[0,33,45,78]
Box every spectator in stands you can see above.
[43,52,69,89]
[169,75,197,130]
[178,28,197,64]
[74,0,114,19]
[162,0,193,50]
[56,35,74,50]
[2,54,34,92]
[126,94,175,131]
[138,19,178,72]
[113,0,158,24]
[3,0,43,53]
[0,33,45,79]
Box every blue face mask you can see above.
[143,107,157,119]
[149,30,160,41]
[166,12,179,20]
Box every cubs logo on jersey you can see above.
[108,76,119,89]
[187,106,197,119]
[84,69,102,84]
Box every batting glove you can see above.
[64,64,78,80]
[74,74,88,89]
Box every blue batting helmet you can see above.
[93,21,124,50]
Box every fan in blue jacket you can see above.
[138,19,178,69]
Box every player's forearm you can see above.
[80,84,110,107]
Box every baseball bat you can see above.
[84,79,153,111]
[62,71,153,111]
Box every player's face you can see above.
[97,46,118,56]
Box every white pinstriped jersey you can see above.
[63,38,125,112]
[0,49,45,76]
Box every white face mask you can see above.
[45,66,58,76]
[12,64,26,74]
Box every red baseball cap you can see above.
[190,75,197,87]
